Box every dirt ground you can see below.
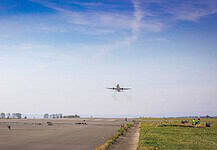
[0,118,130,150]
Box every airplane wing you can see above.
[121,88,131,90]
[107,88,116,90]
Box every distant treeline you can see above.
[1,112,80,119]
[162,115,217,119]
[63,114,80,118]
[44,113,80,119]
[0,112,23,119]
[44,113,63,119]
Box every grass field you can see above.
[138,118,217,150]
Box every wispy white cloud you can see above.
[121,0,146,46]
[71,1,102,7]
[21,0,168,57]
[145,37,169,42]
[169,1,217,21]
[31,0,165,34]
[141,0,217,22]
[32,0,131,29]
[132,0,143,38]
[3,0,217,37]
[3,0,215,55]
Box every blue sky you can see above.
[0,0,217,117]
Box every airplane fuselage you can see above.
[116,84,121,92]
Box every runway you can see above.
[0,118,130,150]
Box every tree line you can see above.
[0,113,22,119]
[0,112,80,119]
[44,113,80,118]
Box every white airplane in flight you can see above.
[107,84,131,92]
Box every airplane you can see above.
[107,84,131,92]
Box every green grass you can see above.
[138,118,217,150]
